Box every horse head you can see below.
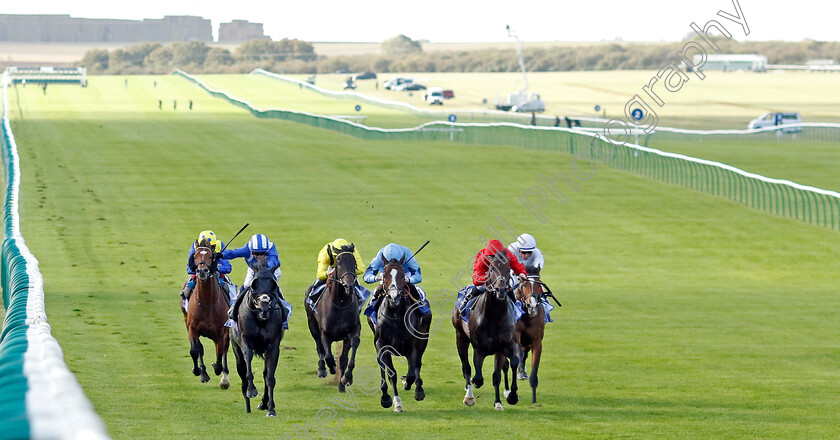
[193,238,218,281]
[516,276,542,317]
[485,252,512,302]
[250,263,280,321]
[333,244,358,298]
[381,255,407,308]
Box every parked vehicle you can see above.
[442,90,455,99]
[353,72,377,80]
[425,87,444,105]
[383,77,413,90]
[748,112,802,133]
[397,82,426,91]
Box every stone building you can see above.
[218,20,267,42]
[0,14,212,42]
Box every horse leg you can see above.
[409,348,425,401]
[221,331,230,389]
[214,333,230,390]
[382,349,402,412]
[502,357,511,399]
[188,329,201,376]
[493,353,506,411]
[191,335,210,383]
[472,350,485,389]
[341,328,361,389]
[243,345,258,399]
[456,331,474,406]
[338,337,350,392]
[232,341,251,413]
[259,344,280,417]
[321,334,337,376]
[529,340,542,404]
[518,345,529,380]
[377,347,393,409]
[506,345,520,406]
[306,308,328,378]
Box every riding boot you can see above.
[180,284,193,301]
[229,290,246,321]
[307,279,326,305]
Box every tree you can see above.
[171,41,210,67]
[382,35,422,56]
[206,47,234,67]
[80,49,110,73]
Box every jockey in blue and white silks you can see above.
[362,243,422,284]
[224,234,292,329]
[363,243,431,329]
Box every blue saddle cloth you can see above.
[364,286,431,330]
[457,286,553,324]
[306,283,370,313]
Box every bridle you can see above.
[516,277,542,317]
[329,251,358,307]
[193,245,218,308]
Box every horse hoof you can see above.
[394,405,403,413]
[220,382,230,390]
[494,402,504,411]
[381,395,392,409]
[266,410,277,417]
[212,363,223,376]
[317,368,327,378]
[328,366,337,375]
[504,389,511,399]
[192,368,201,376]
[246,387,258,399]
[517,371,528,380]
[403,376,415,390]
[414,389,425,401]
[338,382,346,393]
[507,392,519,406]
[200,373,210,383]
[393,397,403,413]
[472,377,484,389]
[463,397,476,406]
[258,402,267,411]
[342,374,353,386]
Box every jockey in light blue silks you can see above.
[223,234,292,329]
[363,243,431,328]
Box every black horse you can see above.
[367,256,432,412]
[229,262,288,416]
[305,244,363,392]
[452,253,519,410]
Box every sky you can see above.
[3,1,838,43]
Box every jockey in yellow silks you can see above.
[306,238,369,308]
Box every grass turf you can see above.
[5,75,840,439]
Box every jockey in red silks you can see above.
[461,239,528,308]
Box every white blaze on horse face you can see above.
[388,268,399,300]
[200,250,208,255]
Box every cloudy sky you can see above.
[3,1,836,43]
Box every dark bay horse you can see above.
[180,238,230,389]
[505,275,546,403]
[367,256,431,412]
[229,262,288,416]
[452,253,519,410]
[305,244,362,392]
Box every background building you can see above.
[0,14,212,43]
[219,20,267,42]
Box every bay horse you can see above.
[229,261,288,416]
[305,244,362,392]
[180,238,230,389]
[367,256,431,412]
[452,253,519,410]
[504,274,546,403]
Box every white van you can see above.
[748,112,802,133]
[425,87,444,105]
[383,77,413,90]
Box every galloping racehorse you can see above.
[507,275,546,403]
[452,253,519,410]
[305,244,363,392]
[180,238,230,389]
[230,261,288,416]
[367,256,431,412]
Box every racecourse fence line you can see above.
[176,70,840,231]
[252,68,840,146]
[0,73,109,439]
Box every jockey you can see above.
[224,234,291,324]
[362,243,431,321]
[180,230,235,302]
[508,233,544,276]
[306,238,368,306]
[460,239,527,310]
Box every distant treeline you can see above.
[79,38,840,74]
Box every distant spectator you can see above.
[530,113,536,126]
[173,100,177,110]
[158,100,162,110]
[125,79,128,87]
[565,116,573,129]
[189,100,193,110]
[554,116,560,127]
[153,81,157,88]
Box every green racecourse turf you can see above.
[198,72,840,193]
[5,75,840,439]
